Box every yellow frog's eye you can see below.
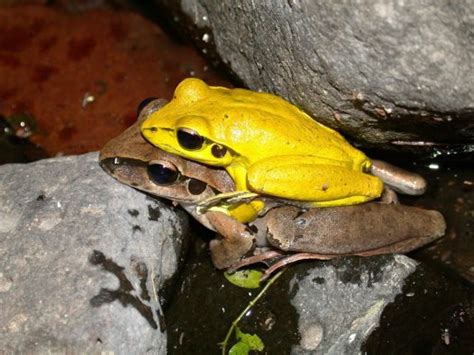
[177,128,204,150]
[147,161,180,185]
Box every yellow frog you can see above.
[141,78,383,221]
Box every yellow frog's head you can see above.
[141,78,238,166]
[140,78,320,167]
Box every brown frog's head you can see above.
[99,99,235,205]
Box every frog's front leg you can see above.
[196,191,259,212]
[205,211,256,269]
[197,164,265,222]
[247,155,384,206]
[196,191,262,222]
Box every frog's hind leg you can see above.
[247,155,384,206]
[227,250,338,281]
[370,159,427,195]
[379,186,399,204]
[226,250,285,273]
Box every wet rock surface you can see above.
[292,256,474,354]
[157,1,474,154]
[291,255,417,354]
[0,152,188,353]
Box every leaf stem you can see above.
[220,269,285,355]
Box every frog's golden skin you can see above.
[141,78,383,221]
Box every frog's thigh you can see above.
[247,155,383,203]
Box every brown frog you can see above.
[99,100,445,273]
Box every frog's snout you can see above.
[140,125,158,142]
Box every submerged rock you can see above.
[0,152,188,353]
[290,255,474,354]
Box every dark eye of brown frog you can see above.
[136,97,158,117]
[177,128,204,150]
[187,178,207,195]
[147,160,180,185]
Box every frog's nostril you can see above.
[211,144,227,158]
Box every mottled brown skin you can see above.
[100,102,445,270]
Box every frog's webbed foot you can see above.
[196,191,260,215]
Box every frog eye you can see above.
[177,128,204,150]
[147,161,180,185]
[187,178,207,195]
[136,97,158,117]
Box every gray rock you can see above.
[290,255,417,354]
[0,152,188,353]
[160,0,474,153]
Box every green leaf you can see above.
[224,269,263,289]
[228,327,265,355]
[235,327,264,352]
[228,342,251,355]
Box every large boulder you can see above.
[0,152,188,353]
[157,1,474,155]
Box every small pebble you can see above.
[300,323,323,350]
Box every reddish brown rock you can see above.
[0,5,230,155]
